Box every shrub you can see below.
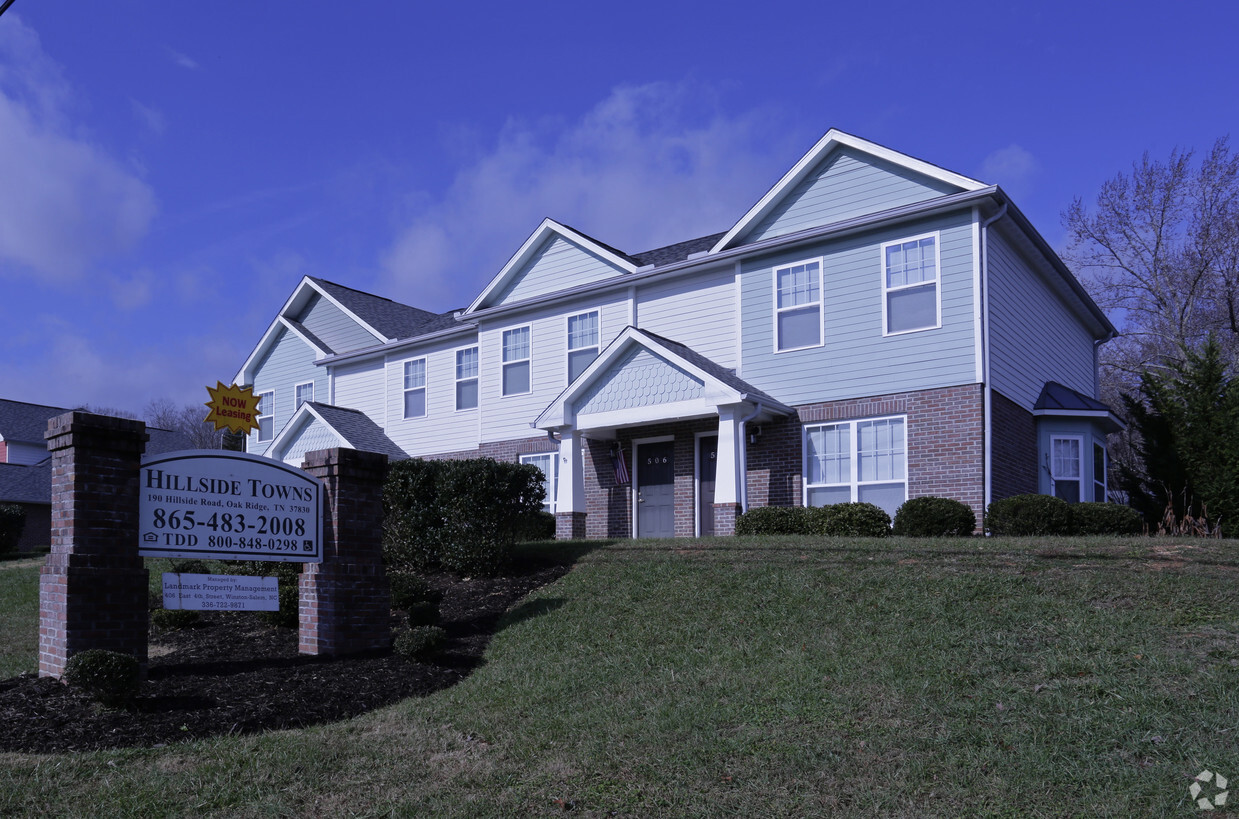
[225,561,301,628]
[1071,502,1143,536]
[735,506,816,535]
[515,510,557,542]
[389,572,443,610]
[383,457,545,576]
[169,559,211,575]
[151,608,201,630]
[405,601,440,627]
[986,494,1073,536]
[394,625,447,660]
[812,502,891,537]
[0,504,26,555]
[893,497,978,537]
[63,649,140,707]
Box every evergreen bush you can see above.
[1071,502,1143,536]
[63,649,140,707]
[812,502,891,537]
[389,572,443,610]
[734,506,815,535]
[225,560,301,628]
[394,625,447,660]
[0,504,26,555]
[892,497,978,537]
[151,608,201,630]
[986,494,1073,536]
[405,601,440,627]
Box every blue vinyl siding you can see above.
[493,236,628,306]
[280,418,343,465]
[384,335,480,458]
[635,266,737,368]
[988,230,1096,408]
[332,359,386,422]
[740,211,977,405]
[298,293,382,353]
[245,327,326,456]
[742,148,962,246]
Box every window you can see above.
[520,453,558,514]
[1050,436,1082,503]
[295,382,314,408]
[502,326,531,396]
[257,391,274,442]
[403,358,426,419]
[774,259,823,351]
[882,233,940,334]
[567,311,600,383]
[455,347,479,410]
[805,416,906,517]
[1093,443,1107,502]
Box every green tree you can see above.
[1119,338,1239,535]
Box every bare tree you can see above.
[1063,138,1239,400]
[144,398,224,449]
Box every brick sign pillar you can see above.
[298,448,391,656]
[39,412,149,678]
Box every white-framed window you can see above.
[502,326,532,396]
[1051,435,1083,503]
[804,416,907,517]
[566,310,600,383]
[294,381,314,408]
[520,452,558,514]
[774,258,823,351]
[403,358,426,419]
[1093,442,1107,503]
[257,390,274,443]
[455,346,479,411]
[882,233,940,335]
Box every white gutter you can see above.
[979,202,1008,516]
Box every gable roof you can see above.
[535,326,791,432]
[466,219,640,314]
[0,399,72,445]
[712,129,987,253]
[267,401,406,462]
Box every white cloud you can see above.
[0,16,157,280]
[130,98,166,136]
[164,47,199,70]
[980,144,1039,191]
[377,82,800,311]
[110,269,156,311]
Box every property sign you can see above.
[162,573,279,611]
[203,381,262,435]
[139,450,322,563]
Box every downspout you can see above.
[979,202,1008,518]
[737,401,763,513]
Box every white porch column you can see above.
[714,405,742,506]
[556,429,587,514]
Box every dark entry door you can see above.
[637,441,675,538]
[698,436,717,536]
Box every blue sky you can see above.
[1,1,1235,416]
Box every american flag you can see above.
[612,445,630,486]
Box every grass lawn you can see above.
[2,536,1237,817]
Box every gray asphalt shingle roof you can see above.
[638,329,790,411]
[303,402,407,461]
[0,399,73,445]
[309,278,459,341]
[1034,381,1110,413]
[631,233,727,268]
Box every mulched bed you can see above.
[0,557,570,755]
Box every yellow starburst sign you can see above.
[204,382,261,435]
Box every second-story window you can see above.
[567,310,600,383]
[403,358,426,418]
[456,346,479,410]
[257,390,274,442]
[774,259,823,351]
[295,382,314,408]
[502,326,531,396]
[883,233,940,335]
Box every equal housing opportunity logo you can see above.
[1190,770,1228,811]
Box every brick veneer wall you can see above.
[38,412,149,679]
[991,389,1038,501]
[298,448,391,656]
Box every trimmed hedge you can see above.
[0,504,26,555]
[64,649,140,707]
[986,494,1074,536]
[1071,502,1143,536]
[383,457,546,576]
[893,497,978,537]
[735,503,891,537]
[394,625,446,660]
